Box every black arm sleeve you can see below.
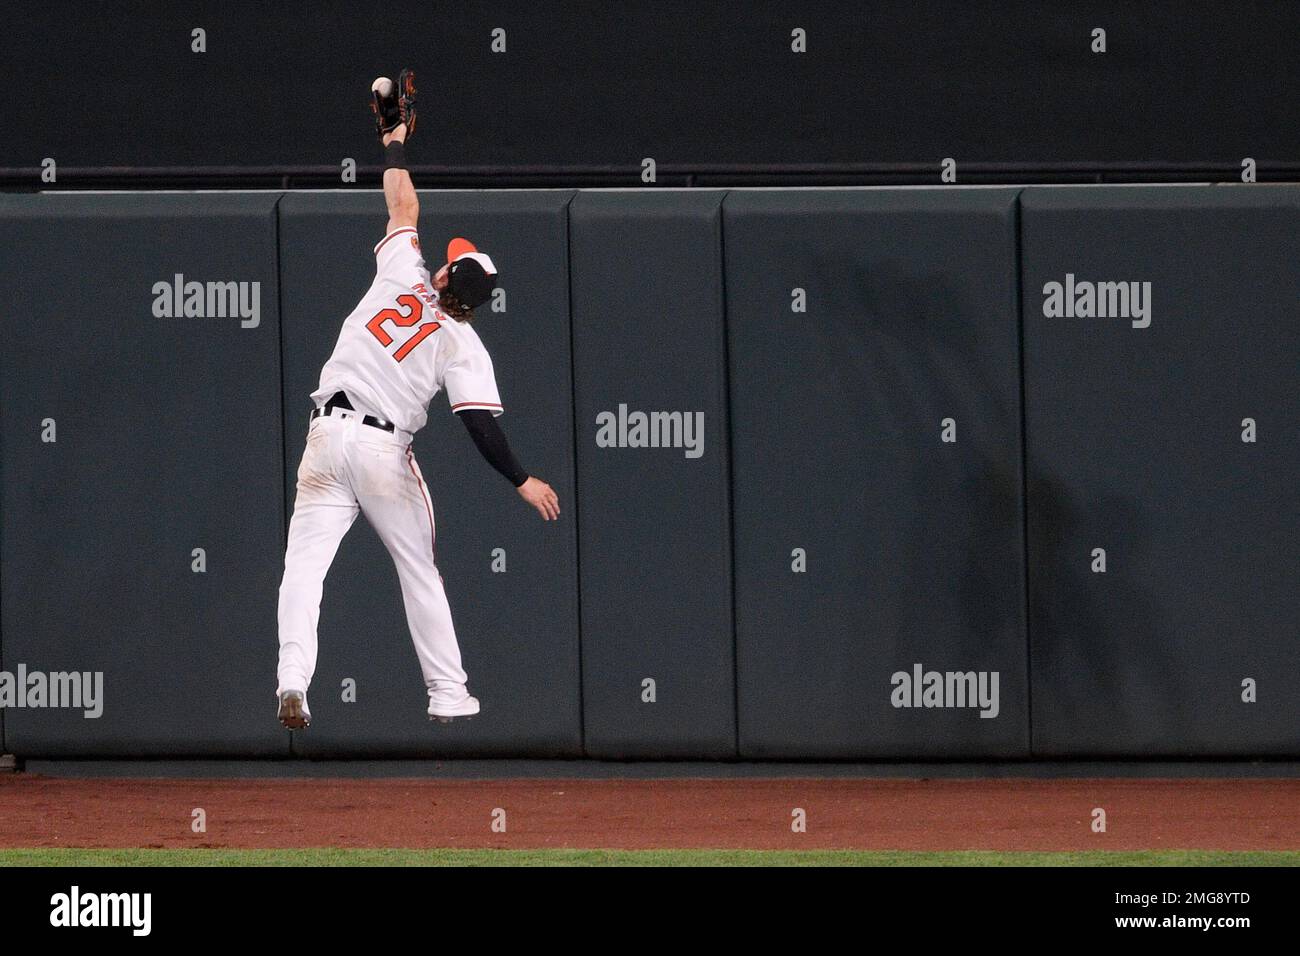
[456,408,530,487]
[383,140,407,170]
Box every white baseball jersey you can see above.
[312,226,504,434]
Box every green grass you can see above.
[1,848,1297,867]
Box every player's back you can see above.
[313,226,503,435]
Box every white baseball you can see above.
[371,77,394,96]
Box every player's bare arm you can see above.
[381,123,418,231]
[373,72,419,231]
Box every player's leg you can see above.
[277,419,360,721]
[348,435,478,719]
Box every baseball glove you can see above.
[370,69,417,140]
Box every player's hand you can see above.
[516,476,560,521]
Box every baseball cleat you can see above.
[278,690,311,730]
[427,682,480,723]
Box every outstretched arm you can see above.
[457,409,560,521]
[381,123,418,232]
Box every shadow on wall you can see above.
[854,268,1023,652]
[1027,475,1171,754]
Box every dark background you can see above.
[2,1,1297,186]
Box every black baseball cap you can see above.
[446,237,498,309]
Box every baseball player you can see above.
[275,71,560,729]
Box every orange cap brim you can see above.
[446,237,478,263]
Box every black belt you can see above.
[310,391,396,433]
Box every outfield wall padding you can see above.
[0,194,288,756]
[1021,185,1300,756]
[2,186,1296,762]
[725,189,1031,758]
[569,191,737,758]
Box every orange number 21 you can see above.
[366,294,441,362]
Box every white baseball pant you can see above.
[276,409,466,707]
